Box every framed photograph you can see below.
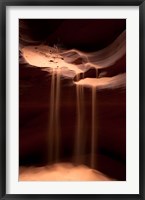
[0,0,145,199]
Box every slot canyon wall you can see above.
[19,19,126,180]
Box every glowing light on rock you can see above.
[21,30,126,79]
[75,73,126,89]
[21,45,83,78]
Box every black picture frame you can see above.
[0,0,145,199]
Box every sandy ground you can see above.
[19,163,112,181]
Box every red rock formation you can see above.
[19,19,126,181]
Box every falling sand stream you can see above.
[48,68,61,163]
[20,30,126,170]
[75,82,85,164]
[91,86,97,168]
[48,68,98,169]
[19,44,120,180]
[19,69,111,181]
[75,73,98,169]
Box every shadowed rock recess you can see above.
[19,19,126,181]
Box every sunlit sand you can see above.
[19,163,112,181]
[74,74,126,88]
